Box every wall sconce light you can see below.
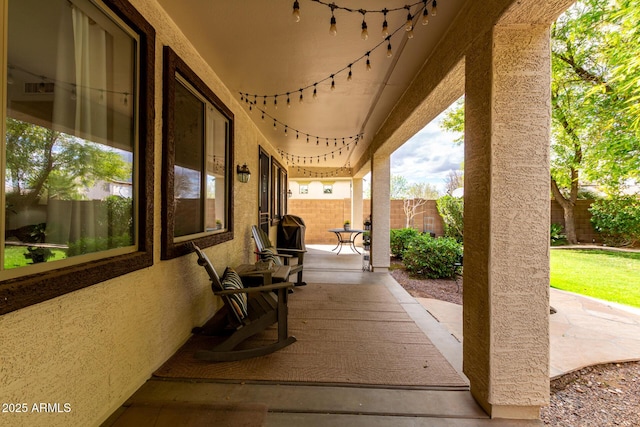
[287,189,293,198]
[237,163,251,183]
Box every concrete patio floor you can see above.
[105,245,550,426]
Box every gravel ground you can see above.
[390,260,640,426]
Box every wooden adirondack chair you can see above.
[190,243,296,362]
[251,225,306,286]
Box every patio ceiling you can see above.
[157,0,466,177]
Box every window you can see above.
[162,47,233,259]
[270,158,286,223]
[323,184,334,194]
[0,0,155,315]
[299,184,309,194]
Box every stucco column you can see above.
[370,153,390,272]
[463,24,551,419]
[351,178,364,244]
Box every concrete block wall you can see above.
[550,199,600,243]
[288,198,446,244]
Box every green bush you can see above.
[550,223,568,246]
[403,234,463,279]
[436,195,463,243]
[390,228,419,259]
[590,195,640,247]
[67,233,133,257]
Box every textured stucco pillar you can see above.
[463,24,551,419]
[370,154,390,272]
[351,178,364,242]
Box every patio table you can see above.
[328,228,366,255]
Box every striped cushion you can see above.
[221,267,248,319]
[260,247,282,266]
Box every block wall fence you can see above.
[287,198,599,245]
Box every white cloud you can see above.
[390,112,463,192]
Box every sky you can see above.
[364,107,464,195]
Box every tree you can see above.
[402,182,440,228]
[441,1,640,244]
[444,169,464,196]
[5,117,131,212]
[550,0,639,243]
[390,175,409,200]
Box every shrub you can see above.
[550,223,568,246]
[390,228,419,259]
[403,234,463,279]
[589,195,640,247]
[436,195,463,243]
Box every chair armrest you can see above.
[214,281,294,296]
[276,248,306,254]
[255,250,293,259]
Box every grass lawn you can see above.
[4,246,67,269]
[550,249,640,308]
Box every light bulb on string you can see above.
[422,6,429,25]
[407,27,414,39]
[405,9,413,32]
[263,96,267,109]
[432,0,437,16]
[261,111,265,120]
[299,89,304,103]
[347,65,353,81]
[284,125,288,136]
[296,131,299,140]
[366,52,372,71]
[313,84,318,99]
[292,0,300,22]
[330,75,335,91]
[286,93,291,108]
[329,12,337,35]
[273,119,277,131]
[381,9,389,37]
[274,95,278,109]
[360,12,368,40]
[386,38,393,57]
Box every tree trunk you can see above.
[551,179,578,244]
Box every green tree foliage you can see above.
[5,118,131,210]
[440,1,640,244]
[436,195,463,243]
[550,0,639,243]
[390,175,409,199]
[589,195,640,247]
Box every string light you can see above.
[277,137,361,168]
[431,0,438,16]
[6,63,131,104]
[422,2,429,25]
[329,4,337,35]
[381,9,389,37]
[292,0,301,22]
[241,1,434,108]
[360,10,368,40]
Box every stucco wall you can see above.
[0,1,276,425]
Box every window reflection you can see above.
[4,0,137,272]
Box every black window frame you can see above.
[0,0,155,316]
[161,46,234,260]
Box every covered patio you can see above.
[104,246,539,426]
[1,0,577,425]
